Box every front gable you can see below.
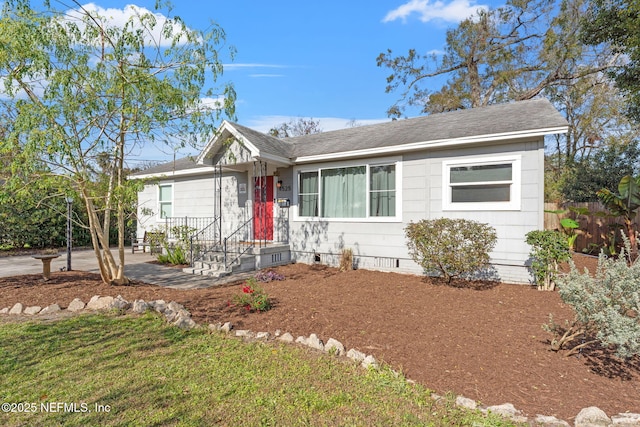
[209,138,253,167]
[197,120,292,168]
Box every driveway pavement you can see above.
[0,249,250,289]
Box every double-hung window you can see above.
[298,172,319,216]
[297,161,398,220]
[443,155,521,210]
[321,166,366,218]
[370,165,396,217]
[158,184,173,219]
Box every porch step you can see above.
[182,267,229,279]
[183,253,256,278]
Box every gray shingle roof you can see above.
[134,98,567,176]
[132,156,206,176]
[287,98,567,158]
[228,122,293,159]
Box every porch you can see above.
[136,121,296,277]
[160,213,291,279]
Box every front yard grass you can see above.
[0,313,518,426]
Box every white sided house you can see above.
[133,98,568,283]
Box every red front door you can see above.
[254,176,274,240]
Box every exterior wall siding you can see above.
[288,137,544,284]
[136,136,545,284]
[136,171,249,238]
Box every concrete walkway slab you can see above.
[0,249,254,289]
[0,249,152,278]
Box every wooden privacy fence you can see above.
[544,202,640,254]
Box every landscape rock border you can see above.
[2,298,639,427]
[1,296,197,330]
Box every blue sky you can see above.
[66,0,501,162]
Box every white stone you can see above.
[256,332,270,340]
[455,396,477,410]
[164,309,178,322]
[24,306,42,315]
[209,322,222,332]
[574,407,611,427]
[483,403,527,423]
[132,300,149,314]
[235,330,255,338]
[611,413,640,425]
[150,300,167,313]
[346,349,366,363]
[361,355,378,370]
[67,298,85,312]
[0,307,8,314]
[306,334,324,351]
[174,316,196,330]
[324,338,345,356]
[40,304,61,314]
[295,336,306,344]
[220,322,232,333]
[9,303,23,314]
[534,415,570,426]
[87,296,114,310]
[168,301,185,312]
[277,332,294,342]
[110,295,130,310]
[274,329,282,337]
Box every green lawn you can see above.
[0,313,518,426]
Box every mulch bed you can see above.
[0,253,638,422]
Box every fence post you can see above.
[190,234,194,267]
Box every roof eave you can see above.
[130,165,221,180]
[293,126,568,164]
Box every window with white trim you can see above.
[370,164,396,217]
[158,184,173,219]
[443,156,521,210]
[297,162,399,220]
[298,172,319,217]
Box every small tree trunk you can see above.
[81,187,125,285]
[626,216,638,260]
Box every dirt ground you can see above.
[0,253,638,422]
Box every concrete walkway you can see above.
[0,249,252,289]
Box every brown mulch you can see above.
[1,253,638,422]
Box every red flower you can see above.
[242,286,254,294]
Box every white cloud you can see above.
[199,96,225,110]
[246,115,389,134]
[383,0,488,23]
[64,3,187,47]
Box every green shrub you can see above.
[525,230,571,291]
[233,277,272,312]
[157,244,188,265]
[405,218,497,283]
[153,225,195,266]
[552,235,640,358]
